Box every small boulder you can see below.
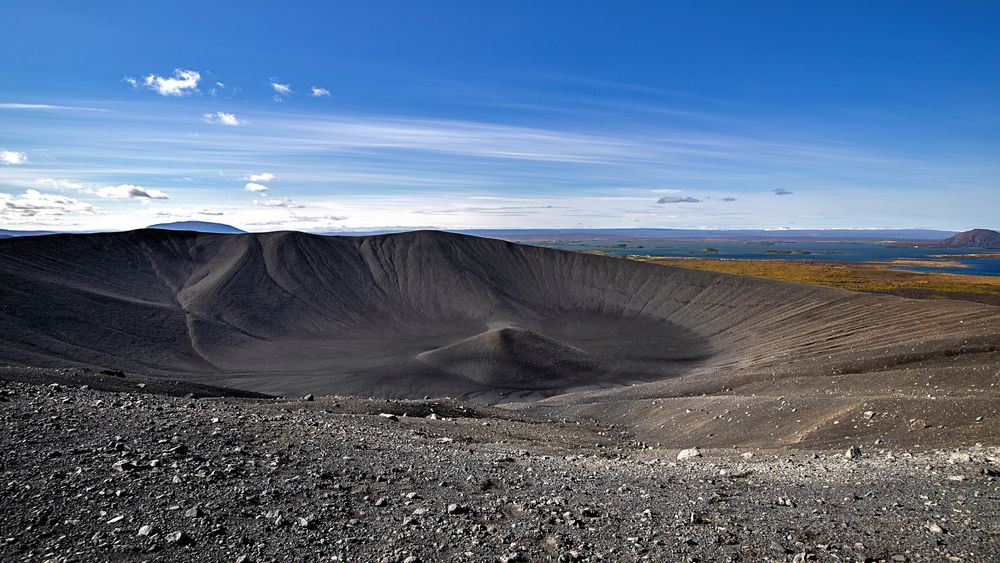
[677,448,701,461]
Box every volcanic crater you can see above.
[1,229,997,447]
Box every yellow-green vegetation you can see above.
[628,257,1000,306]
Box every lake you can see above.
[529,240,1000,277]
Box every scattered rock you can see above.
[165,531,193,545]
[112,459,137,472]
[949,452,972,464]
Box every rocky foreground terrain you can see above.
[2,371,999,562]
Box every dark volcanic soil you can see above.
[2,230,999,560]
[2,375,999,562]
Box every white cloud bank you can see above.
[95,184,169,200]
[36,178,168,200]
[203,111,242,126]
[253,197,301,208]
[142,69,201,96]
[0,189,96,219]
[657,196,701,204]
[244,182,269,193]
[0,150,27,165]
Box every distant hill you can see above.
[146,221,245,234]
[943,229,1000,248]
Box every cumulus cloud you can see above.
[244,182,269,193]
[772,188,794,196]
[0,189,96,218]
[143,69,201,96]
[202,111,242,126]
[722,197,737,202]
[656,196,701,204]
[0,150,27,165]
[253,197,302,208]
[247,172,275,182]
[311,86,331,97]
[95,184,169,200]
[271,82,291,96]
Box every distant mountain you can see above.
[0,229,58,238]
[146,221,245,234]
[943,229,1000,248]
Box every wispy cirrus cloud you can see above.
[5,99,997,231]
[0,150,27,165]
[140,69,201,96]
[202,111,242,126]
[311,87,331,97]
[0,103,106,112]
[772,188,794,196]
[37,178,86,191]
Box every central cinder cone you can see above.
[417,325,599,389]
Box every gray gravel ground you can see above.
[2,377,999,562]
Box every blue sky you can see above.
[1,1,998,231]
